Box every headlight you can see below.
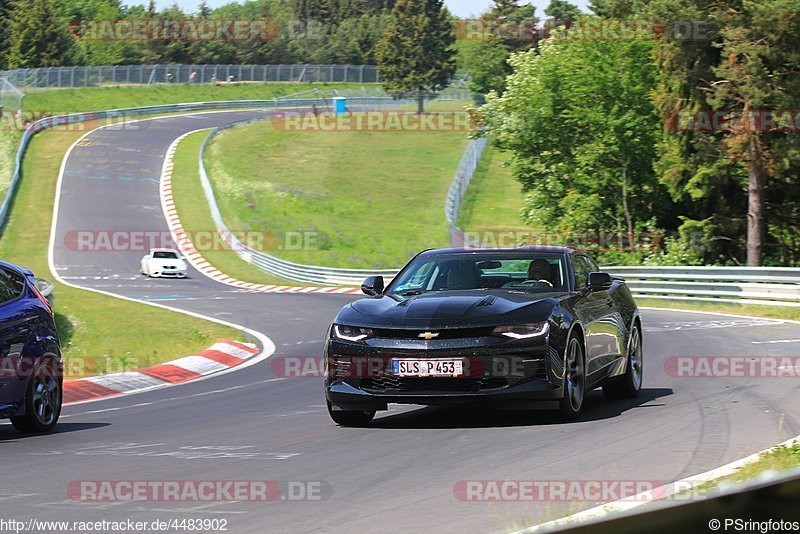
[493,322,549,339]
[333,324,374,342]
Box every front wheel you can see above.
[558,335,585,420]
[11,361,62,433]
[603,323,643,399]
[327,402,375,427]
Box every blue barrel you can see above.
[333,97,347,116]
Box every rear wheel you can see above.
[11,360,62,433]
[327,402,375,427]
[558,335,585,420]
[603,324,643,399]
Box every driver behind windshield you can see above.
[527,258,554,287]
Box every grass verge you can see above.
[171,130,296,286]
[0,131,22,199]
[204,115,470,268]
[702,442,800,491]
[23,82,369,113]
[456,145,529,233]
[637,298,800,322]
[0,122,244,379]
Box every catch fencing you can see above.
[0,64,380,89]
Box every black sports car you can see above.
[324,247,643,426]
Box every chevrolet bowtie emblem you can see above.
[418,332,440,340]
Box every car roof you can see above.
[150,248,179,253]
[416,246,584,257]
[0,259,32,277]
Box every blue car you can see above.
[0,260,63,432]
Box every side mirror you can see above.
[587,272,613,291]
[361,276,384,296]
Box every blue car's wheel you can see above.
[11,360,62,433]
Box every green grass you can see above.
[0,131,22,199]
[637,298,800,322]
[706,442,800,487]
[171,130,296,286]
[456,145,529,233]
[0,122,245,379]
[23,82,370,113]
[204,116,471,268]
[682,441,800,500]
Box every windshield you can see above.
[388,254,568,294]
[152,251,179,259]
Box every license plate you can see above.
[392,359,463,377]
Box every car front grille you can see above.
[371,327,495,340]
[358,358,545,393]
[361,376,514,393]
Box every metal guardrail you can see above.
[197,103,408,287]
[5,97,799,305]
[605,266,800,307]
[34,278,55,301]
[0,97,390,234]
[445,136,488,246]
[0,64,381,89]
[445,136,488,228]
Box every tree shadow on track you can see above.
[0,422,110,442]
[370,388,673,429]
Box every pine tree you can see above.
[375,0,455,112]
[588,0,634,18]
[544,0,581,21]
[491,0,523,18]
[7,0,78,68]
[0,0,12,69]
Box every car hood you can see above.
[337,290,561,329]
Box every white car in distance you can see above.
[140,248,189,278]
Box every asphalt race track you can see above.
[2,110,799,533]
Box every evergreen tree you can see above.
[7,0,79,68]
[650,0,800,265]
[375,0,455,112]
[588,0,634,18]
[0,0,12,69]
[544,0,581,21]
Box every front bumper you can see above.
[325,332,565,411]
[152,270,187,278]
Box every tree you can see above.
[326,14,391,64]
[489,0,534,18]
[588,0,634,18]
[544,0,581,21]
[0,0,12,69]
[6,0,80,68]
[375,0,456,112]
[456,39,510,95]
[649,0,800,265]
[481,36,670,254]
[455,1,537,96]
